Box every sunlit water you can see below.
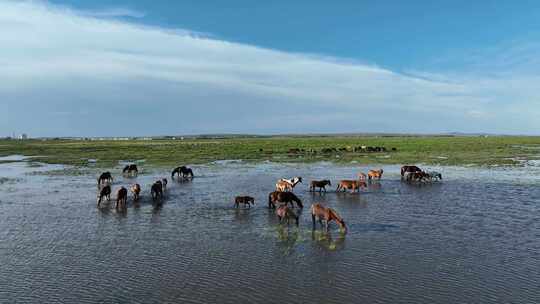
[1,158,539,303]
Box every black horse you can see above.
[151,181,163,200]
[400,165,422,178]
[171,166,194,179]
[268,191,303,209]
[123,164,138,176]
[97,185,111,206]
[97,171,113,186]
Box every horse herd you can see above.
[96,165,194,208]
[94,164,441,233]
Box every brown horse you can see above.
[275,177,302,192]
[357,172,367,180]
[131,184,141,201]
[268,191,303,209]
[275,180,293,192]
[116,187,128,209]
[171,166,194,179]
[97,185,111,206]
[309,180,332,192]
[97,172,113,187]
[311,203,347,233]
[401,165,422,178]
[122,164,138,177]
[235,196,255,208]
[368,169,383,180]
[276,205,299,226]
[336,179,366,193]
[151,181,163,200]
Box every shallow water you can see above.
[1,160,540,303]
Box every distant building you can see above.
[18,133,28,140]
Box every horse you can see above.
[401,165,422,178]
[426,171,443,181]
[97,172,113,186]
[97,185,111,206]
[311,203,347,233]
[161,178,168,190]
[234,196,255,208]
[123,164,138,177]
[171,166,194,179]
[276,205,299,226]
[116,187,128,209]
[151,181,163,200]
[368,169,383,180]
[268,191,303,209]
[357,172,367,180]
[309,180,332,192]
[130,184,141,201]
[406,171,429,183]
[276,176,302,192]
[336,179,366,193]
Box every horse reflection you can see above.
[368,181,382,191]
[311,230,346,252]
[275,225,300,255]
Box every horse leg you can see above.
[312,214,316,229]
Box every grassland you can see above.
[0,135,539,168]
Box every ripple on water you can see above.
[0,162,540,303]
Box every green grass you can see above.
[1,135,539,168]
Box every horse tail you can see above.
[400,167,405,177]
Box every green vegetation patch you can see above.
[0,136,539,168]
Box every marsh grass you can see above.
[1,136,539,168]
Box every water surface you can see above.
[1,160,539,303]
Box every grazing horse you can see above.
[311,203,347,233]
[151,181,163,200]
[123,164,138,177]
[309,180,332,192]
[336,179,366,193]
[268,191,303,209]
[368,169,383,180]
[234,196,255,208]
[276,205,299,226]
[357,172,367,180]
[131,184,141,201]
[401,165,422,178]
[116,187,128,209]
[97,185,111,206]
[276,176,302,192]
[171,166,194,179]
[97,172,113,186]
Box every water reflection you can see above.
[311,230,346,252]
[275,225,300,255]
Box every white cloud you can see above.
[0,1,539,136]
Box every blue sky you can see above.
[1,0,540,136]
